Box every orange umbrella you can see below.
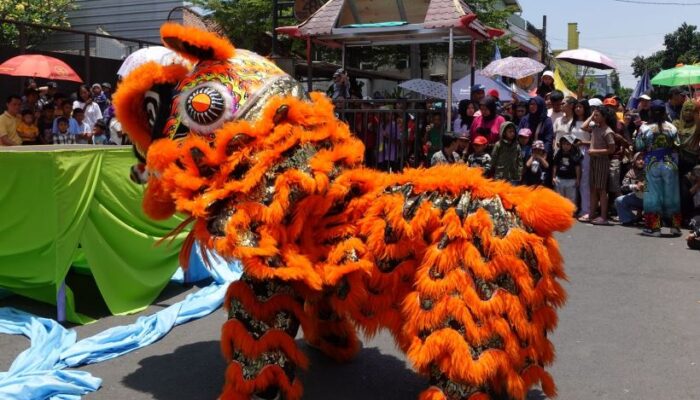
[0,54,82,83]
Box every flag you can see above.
[553,68,577,98]
[628,71,651,110]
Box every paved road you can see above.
[2,222,699,399]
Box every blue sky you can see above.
[518,0,699,88]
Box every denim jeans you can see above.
[615,193,643,224]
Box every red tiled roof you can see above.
[297,0,344,36]
[424,0,470,29]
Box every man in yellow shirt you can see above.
[0,95,23,146]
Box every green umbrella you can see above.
[650,65,700,87]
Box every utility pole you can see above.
[541,15,547,65]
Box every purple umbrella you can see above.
[555,48,617,70]
[481,57,546,80]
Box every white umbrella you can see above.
[481,57,546,80]
[117,46,189,78]
[398,79,448,100]
[555,48,617,70]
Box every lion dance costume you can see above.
[114,24,574,400]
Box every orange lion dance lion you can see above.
[114,24,574,400]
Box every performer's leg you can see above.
[303,295,361,363]
[644,165,663,232]
[220,275,308,400]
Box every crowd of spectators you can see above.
[333,73,700,246]
[0,80,127,147]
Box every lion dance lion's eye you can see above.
[178,82,234,134]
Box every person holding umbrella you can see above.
[635,100,682,237]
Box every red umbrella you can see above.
[0,54,82,83]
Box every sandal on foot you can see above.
[591,217,611,226]
[577,215,590,223]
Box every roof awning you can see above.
[277,0,504,46]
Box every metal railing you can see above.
[332,99,446,171]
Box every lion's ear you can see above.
[160,23,235,63]
[113,62,189,156]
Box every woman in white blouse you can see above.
[73,85,103,132]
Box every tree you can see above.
[610,70,632,103]
[0,0,74,46]
[632,23,700,78]
[194,0,274,53]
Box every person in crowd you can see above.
[622,111,640,144]
[673,99,698,144]
[0,95,23,146]
[53,101,77,134]
[571,99,592,219]
[553,96,576,151]
[548,90,565,122]
[470,96,505,145]
[615,152,646,226]
[637,94,651,122]
[511,101,528,127]
[17,109,38,145]
[109,115,127,145]
[53,117,75,145]
[581,107,617,226]
[519,96,554,161]
[73,84,103,131]
[101,82,113,101]
[523,140,548,186]
[431,132,465,166]
[608,123,633,208]
[536,71,555,98]
[666,88,685,122]
[490,121,522,184]
[424,112,444,162]
[70,108,91,144]
[467,135,491,172]
[39,82,58,109]
[22,88,41,116]
[517,128,532,163]
[52,93,67,115]
[91,83,110,113]
[329,69,350,100]
[36,102,55,144]
[552,134,582,206]
[635,100,682,237]
[687,165,700,216]
[470,84,486,109]
[378,110,400,171]
[487,88,504,114]
[91,119,109,145]
[453,99,475,138]
[676,100,700,222]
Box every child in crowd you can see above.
[490,121,522,184]
[16,109,38,145]
[523,140,549,186]
[581,108,617,226]
[552,135,582,206]
[71,108,91,144]
[467,135,492,172]
[91,120,109,145]
[53,117,75,144]
[517,128,532,163]
[615,152,646,226]
[37,103,55,144]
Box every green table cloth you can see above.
[0,146,187,324]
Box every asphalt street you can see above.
[2,222,699,399]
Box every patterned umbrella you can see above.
[481,57,546,80]
[650,65,700,87]
[0,54,82,82]
[117,46,189,78]
[555,48,617,70]
[398,79,448,99]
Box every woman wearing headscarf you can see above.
[519,96,554,156]
[536,71,555,98]
[673,99,700,221]
[635,100,682,237]
[470,96,505,145]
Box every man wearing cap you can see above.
[39,82,58,109]
[101,82,113,101]
[637,94,651,122]
[330,69,350,100]
[666,88,686,121]
[466,135,491,172]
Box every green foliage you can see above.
[0,0,74,46]
[194,0,274,53]
[632,23,700,78]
